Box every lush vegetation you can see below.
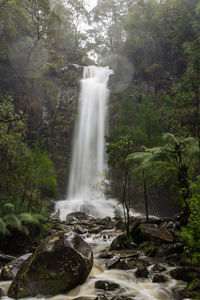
[0,0,200,296]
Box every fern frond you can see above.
[3,203,15,214]
[32,213,47,222]
[19,213,40,226]
[0,218,9,235]
[3,214,21,229]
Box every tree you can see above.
[128,133,199,218]
[106,136,134,238]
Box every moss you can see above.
[140,241,157,257]
[184,279,200,299]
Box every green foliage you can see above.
[178,179,200,264]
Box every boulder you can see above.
[0,253,16,265]
[66,212,94,223]
[95,295,108,300]
[152,264,167,273]
[135,266,149,278]
[95,280,120,291]
[74,225,88,234]
[88,226,107,234]
[106,255,120,269]
[112,258,150,270]
[0,253,32,280]
[111,297,134,300]
[132,223,174,244]
[110,234,134,251]
[152,274,168,283]
[8,231,93,298]
[157,243,184,257]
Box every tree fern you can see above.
[3,214,21,229]
[19,213,40,226]
[0,218,9,236]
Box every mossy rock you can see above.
[8,231,93,298]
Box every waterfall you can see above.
[55,66,117,220]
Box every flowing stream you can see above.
[55,66,117,220]
[1,232,186,300]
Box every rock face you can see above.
[0,253,32,280]
[132,223,174,244]
[8,231,93,299]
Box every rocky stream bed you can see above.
[0,212,199,299]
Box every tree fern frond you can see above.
[3,203,15,214]
[32,213,47,222]
[0,218,9,236]
[19,213,40,226]
[162,132,179,145]
[3,214,21,229]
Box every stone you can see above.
[111,297,134,300]
[8,231,93,299]
[88,226,107,234]
[95,280,120,291]
[106,255,120,269]
[132,223,174,244]
[157,243,184,257]
[152,264,167,273]
[113,258,150,270]
[0,253,16,265]
[0,253,32,280]
[110,234,132,251]
[95,295,108,300]
[152,274,168,283]
[66,211,94,223]
[74,225,88,234]
[135,266,149,278]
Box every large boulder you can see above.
[131,223,174,244]
[66,212,94,223]
[8,231,93,298]
[0,253,32,280]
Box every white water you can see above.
[55,66,117,220]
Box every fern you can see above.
[3,202,15,214]
[0,218,9,235]
[3,214,21,229]
[19,213,40,226]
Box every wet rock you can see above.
[152,274,168,283]
[113,258,150,270]
[8,231,93,298]
[111,297,134,300]
[106,255,120,269]
[74,225,88,234]
[132,223,174,244]
[0,253,16,265]
[110,234,133,251]
[95,280,120,291]
[157,242,184,257]
[98,252,116,259]
[73,297,96,300]
[135,266,149,278]
[95,295,108,300]
[170,267,200,282]
[0,253,32,280]
[96,217,115,229]
[66,211,94,223]
[88,226,107,234]
[152,264,167,273]
[115,219,125,230]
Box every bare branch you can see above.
[0,0,10,9]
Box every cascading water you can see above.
[55,66,117,220]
